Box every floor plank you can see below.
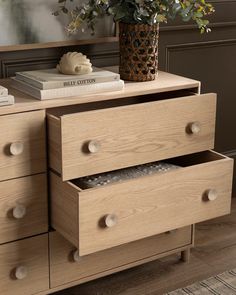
[55,199,236,295]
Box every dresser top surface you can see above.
[0,67,200,115]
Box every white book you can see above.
[0,95,14,106]
[0,85,8,97]
[11,77,124,100]
[15,67,120,90]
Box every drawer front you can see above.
[48,93,216,180]
[50,151,233,255]
[0,174,48,244]
[50,227,192,288]
[0,234,49,295]
[0,110,46,181]
[79,154,232,255]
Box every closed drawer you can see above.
[0,174,48,244]
[0,234,49,295]
[50,150,233,256]
[50,227,192,288]
[0,110,46,181]
[48,93,216,181]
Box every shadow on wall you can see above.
[0,0,115,46]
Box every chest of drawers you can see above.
[0,70,233,295]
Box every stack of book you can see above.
[0,85,14,106]
[11,67,124,100]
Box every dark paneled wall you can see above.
[0,42,119,78]
[158,0,236,195]
[0,0,235,192]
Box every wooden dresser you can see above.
[0,70,233,295]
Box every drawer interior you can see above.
[47,88,197,118]
[71,150,228,191]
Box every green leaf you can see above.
[62,7,68,14]
[54,0,215,35]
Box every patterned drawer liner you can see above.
[74,162,181,189]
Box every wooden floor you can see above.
[56,198,236,295]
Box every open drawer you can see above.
[48,92,216,181]
[50,150,233,256]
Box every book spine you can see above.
[15,73,120,90]
[15,75,42,89]
[0,95,14,106]
[11,79,41,99]
[41,80,124,100]
[11,78,124,100]
[0,86,8,97]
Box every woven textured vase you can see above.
[119,22,159,82]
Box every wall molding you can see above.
[0,0,234,77]
[161,21,236,32]
[161,0,236,32]
[1,56,58,78]
[0,43,119,78]
[165,39,236,71]
[0,10,235,191]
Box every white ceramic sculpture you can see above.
[57,52,93,75]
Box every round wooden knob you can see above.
[9,142,24,156]
[72,250,81,263]
[187,122,201,134]
[206,189,218,201]
[104,214,118,228]
[87,140,101,154]
[15,266,28,280]
[12,205,26,219]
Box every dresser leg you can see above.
[181,249,190,263]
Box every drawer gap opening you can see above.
[47,88,197,118]
[71,151,226,191]
[168,150,225,167]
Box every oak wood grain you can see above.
[57,199,236,295]
[48,114,62,175]
[50,151,233,255]
[48,93,216,180]
[50,172,79,247]
[78,151,233,255]
[49,227,192,289]
[0,70,200,116]
[0,234,49,295]
[0,37,118,52]
[0,174,48,244]
[0,110,46,181]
